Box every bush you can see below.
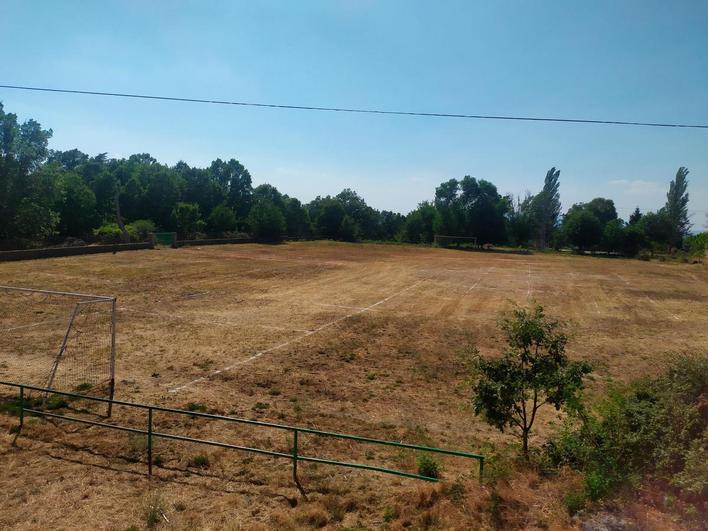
[544,353,708,503]
[126,219,155,241]
[417,454,441,479]
[564,489,587,515]
[207,204,238,234]
[92,222,133,243]
[172,202,203,238]
[189,454,210,468]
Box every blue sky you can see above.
[1,1,707,223]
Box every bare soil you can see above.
[0,241,706,530]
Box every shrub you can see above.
[545,353,708,503]
[142,491,166,529]
[189,454,210,468]
[207,204,238,234]
[172,202,203,238]
[564,489,587,516]
[126,219,155,241]
[93,222,132,243]
[417,454,441,479]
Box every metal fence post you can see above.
[107,297,117,418]
[292,429,307,498]
[479,457,484,483]
[18,385,24,430]
[12,385,25,446]
[147,407,153,477]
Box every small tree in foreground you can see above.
[472,305,592,458]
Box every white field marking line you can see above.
[314,302,370,311]
[258,324,311,333]
[616,274,630,285]
[526,265,532,299]
[592,298,601,314]
[1,317,68,332]
[644,296,680,321]
[467,267,495,292]
[168,279,424,393]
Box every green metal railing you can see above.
[0,381,484,495]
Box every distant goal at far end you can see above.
[433,235,479,248]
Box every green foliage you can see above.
[93,222,136,243]
[563,207,603,250]
[206,203,237,234]
[402,201,437,243]
[248,199,286,242]
[190,454,210,468]
[171,202,203,238]
[416,453,441,479]
[472,305,592,457]
[685,232,707,257]
[664,167,691,247]
[125,219,155,241]
[529,167,562,248]
[338,215,360,242]
[0,101,697,260]
[564,489,587,515]
[312,197,346,239]
[544,353,708,503]
[638,210,673,251]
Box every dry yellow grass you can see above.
[0,241,705,529]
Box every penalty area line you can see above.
[168,279,425,393]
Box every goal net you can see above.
[0,286,116,403]
[434,235,478,248]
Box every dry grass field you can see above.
[0,241,706,530]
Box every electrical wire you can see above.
[1,84,707,130]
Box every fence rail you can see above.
[0,380,484,495]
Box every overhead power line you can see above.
[1,84,707,130]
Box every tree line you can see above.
[1,102,703,256]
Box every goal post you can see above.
[434,234,478,248]
[0,286,116,415]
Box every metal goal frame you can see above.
[0,285,116,416]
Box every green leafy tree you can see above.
[460,176,509,244]
[172,202,203,238]
[402,201,437,243]
[313,197,346,239]
[620,224,646,257]
[530,167,561,248]
[208,158,253,218]
[56,170,97,236]
[248,200,286,242]
[379,210,406,241]
[601,219,625,253]
[507,193,536,247]
[336,188,380,239]
[338,214,360,242]
[283,197,312,238]
[638,210,673,253]
[563,208,603,251]
[207,203,238,234]
[584,198,618,226]
[664,167,691,247]
[0,103,56,243]
[472,305,592,458]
